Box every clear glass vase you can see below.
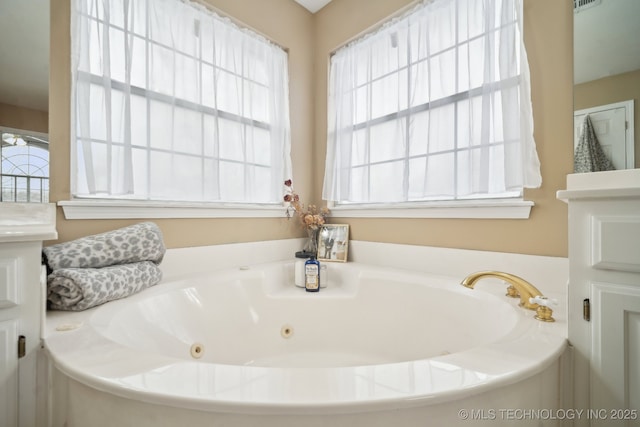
[302,228,319,257]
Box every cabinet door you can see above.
[591,282,640,426]
[0,319,18,427]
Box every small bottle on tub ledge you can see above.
[305,256,320,292]
[294,252,311,288]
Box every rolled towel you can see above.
[47,261,163,311]
[43,222,165,270]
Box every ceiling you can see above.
[0,0,637,113]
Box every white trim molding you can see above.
[328,199,534,219]
[59,198,534,220]
[58,200,287,220]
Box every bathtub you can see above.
[45,257,568,427]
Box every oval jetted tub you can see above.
[45,261,567,427]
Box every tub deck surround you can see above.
[157,239,569,295]
[44,256,568,416]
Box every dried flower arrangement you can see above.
[283,179,330,230]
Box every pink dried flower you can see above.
[284,180,330,230]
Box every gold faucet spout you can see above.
[461,271,544,310]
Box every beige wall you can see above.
[574,69,640,168]
[49,0,574,257]
[49,0,314,246]
[312,0,574,257]
[0,102,48,134]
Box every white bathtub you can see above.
[45,258,568,427]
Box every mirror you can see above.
[573,0,640,170]
[0,0,50,202]
[0,0,49,112]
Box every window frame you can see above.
[1,127,50,204]
[66,0,292,218]
[323,0,538,217]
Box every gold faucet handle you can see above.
[505,284,520,298]
[529,296,558,322]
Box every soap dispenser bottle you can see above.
[304,256,320,292]
[294,252,311,288]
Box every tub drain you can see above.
[280,325,294,339]
[190,343,205,359]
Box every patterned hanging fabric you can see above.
[574,115,615,173]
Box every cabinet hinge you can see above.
[18,335,26,358]
[583,298,590,321]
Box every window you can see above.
[71,0,291,205]
[323,0,541,206]
[1,131,49,203]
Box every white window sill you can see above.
[59,199,534,220]
[327,199,534,219]
[58,200,287,219]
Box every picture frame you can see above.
[317,224,349,262]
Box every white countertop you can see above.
[0,203,58,243]
[557,169,640,201]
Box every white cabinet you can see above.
[558,170,640,427]
[0,204,56,427]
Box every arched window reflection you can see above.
[1,131,49,203]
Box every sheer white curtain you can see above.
[323,0,541,204]
[71,0,291,203]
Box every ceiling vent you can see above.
[574,0,601,13]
